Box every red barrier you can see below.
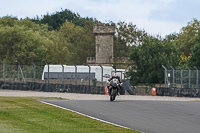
[152,88,156,96]
[105,86,108,95]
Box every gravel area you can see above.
[1,89,200,101]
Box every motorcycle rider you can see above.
[107,73,123,95]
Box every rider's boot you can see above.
[117,91,120,96]
[107,87,110,96]
[117,89,120,96]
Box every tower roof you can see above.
[93,24,115,34]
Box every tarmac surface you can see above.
[43,100,200,133]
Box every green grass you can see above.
[0,97,140,133]
[192,100,200,102]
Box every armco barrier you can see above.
[0,81,106,94]
[156,87,200,97]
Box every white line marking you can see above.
[40,101,131,129]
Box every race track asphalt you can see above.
[42,99,200,133]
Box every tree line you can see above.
[0,9,200,86]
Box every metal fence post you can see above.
[186,66,191,88]
[134,86,137,95]
[61,64,64,84]
[1,61,5,81]
[46,63,49,91]
[162,65,167,87]
[170,66,175,87]
[74,64,77,86]
[32,62,36,83]
[178,66,183,88]
[112,65,116,73]
[99,65,103,89]
[194,66,198,89]
[16,61,20,82]
[88,65,91,89]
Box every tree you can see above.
[128,36,180,86]
[44,30,72,64]
[0,17,52,64]
[114,21,148,59]
[32,9,98,31]
[46,20,95,65]
[116,21,148,46]
[186,31,200,67]
[163,32,178,43]
[0,15,96,65]
[174,19,200,56]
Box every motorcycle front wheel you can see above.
[110,89,116,101]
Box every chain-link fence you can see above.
[163,65,200,89]
[0,63,44,83]
[0,62,130,94]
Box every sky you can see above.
[1,0,200,37]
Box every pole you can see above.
[1,61,5,81]
[162,65,167,87]
[32,62,36,83]
[16,61,20,82]
[74,64,77,86]
[87,65,91,89]
[61,64,64,84]
[170,66,175,87]
[178,66,182,88]
[186,66,191,88]
[194,66,198,89]
[112,65,116,73]
[46,63,49,91]
[99,65,103,89]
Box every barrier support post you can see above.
[32,62,36,83]
[61,64,64,84]
[74,64,77,86]
[1,61,5,81]
[99,65,103,89]
[162,65,167,87]
[87,65,91,90]
[45,63,49,91]
[170,66,175,87]
[194,66,198,89]
[178,66,183,88]
[186,66,191,88]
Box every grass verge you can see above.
[0,97,140,133]
[192,100,200,102]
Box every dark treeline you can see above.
[32,9,98,30]
[1,9,200,86]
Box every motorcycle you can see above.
[107,78,120,101]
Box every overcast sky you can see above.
[1,0,200,37]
